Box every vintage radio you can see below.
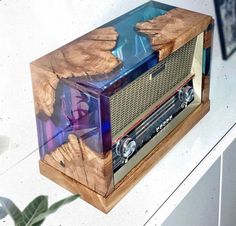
[30,1,213,212]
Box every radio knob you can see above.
[116,137,136,160]
[179,86,194,103]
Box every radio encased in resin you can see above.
[30,1,213,212]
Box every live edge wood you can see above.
[30,27,121,117]
[40,99,210,213]
[43,134,114,197]
[136,8,212,61]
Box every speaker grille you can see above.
[110,38,197,137]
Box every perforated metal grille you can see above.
[110,38,197,137]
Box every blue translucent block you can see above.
[32,1,177,158]
[68,1,175,92]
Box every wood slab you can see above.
[43,134,114,196]
[202,76,210,103]
[136,8,212,61]
[30,27,121,117]
[40,100,210,213]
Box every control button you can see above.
[160,123,164,129]
[163,120,167,126]
[179,86,194,104]
[116,137,136,160]
[166,117,171,123]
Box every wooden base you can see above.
[39,100,210,213]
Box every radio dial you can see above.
[179,86,194,104]
[116,137,136,160]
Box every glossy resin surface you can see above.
[31,0,213,195]
[32,1,177,157]
[93,1,174,91]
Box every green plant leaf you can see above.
[0,206,8,219]
[22,196,48,226]
[31,194,79,225]
[0,196,23,225]
[31,219,45,226]
[31,223,44,226]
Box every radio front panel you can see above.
[111,33,204,184]
[109,37,197,137]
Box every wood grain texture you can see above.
[204,19,214,49]
[136,8,212,60]
[43,134,114,196]
[202,76,210,103]
[30,27,121,117]
[204,30,213,49]
[40,100,210,213]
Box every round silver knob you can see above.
[179,86,194,103]
[116,137,136,159]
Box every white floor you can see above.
[0,1,236,226]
